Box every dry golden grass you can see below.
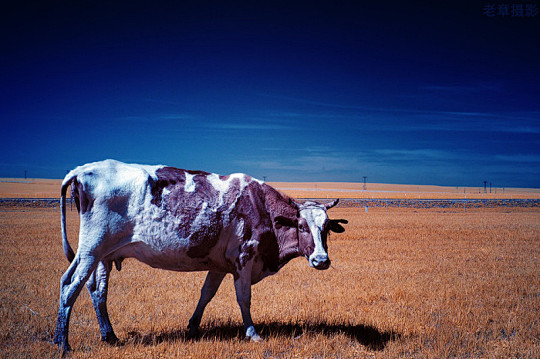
[0,179,62,198]
[2,178,539,199]
[1,204,538,358]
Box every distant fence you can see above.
[0,198,67,208]
[1,197,539,209]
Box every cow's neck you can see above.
[261,183,303,269]
[277,236,301,269]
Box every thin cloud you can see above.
[422,82,505,93]
[159,114,196,120]
[374,149,459,160]
[202,122,294,131]
[495,154,540,163]
[402,111,540,134]
[258,93,380,111]
[117,114,195,123]
[259,93,540,135]
[143,98,183,105]
[235,150,366,173]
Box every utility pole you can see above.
[263,176,267,182]
[483,181,487,193]
[363,176,367,191]
[24,170,27,179]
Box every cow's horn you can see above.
[325,199,339,209]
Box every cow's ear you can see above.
[274,216,298,229]
[329,219,348,233]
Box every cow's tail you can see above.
[61,175,76,262]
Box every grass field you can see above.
[1,196,538,357]
[0,179,61,199]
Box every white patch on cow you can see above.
[206,173,229,206]
[64,161,166,261]
[185,172,195,192]
[162,187,171,198]
[128,162,164,181]
[190,202,210,233]
[207,174,228,193]
[207,173,251,207]
[64,159,164,187]
[246,239,259,248]
[235,218,245,238]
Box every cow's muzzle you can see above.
[310,254,331,270]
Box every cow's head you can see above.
[275,199,347,270]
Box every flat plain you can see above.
[1,181,539,358]
[2,178,540,199]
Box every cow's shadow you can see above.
[125,321,399,351]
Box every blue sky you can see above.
[1,1,539,187]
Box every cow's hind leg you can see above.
[188,271,226,338]
[86,260,118,344]
[54,255,99,353]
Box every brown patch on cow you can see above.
[151,167,186,207]
[185,169,211,176]
[232,182,304,274]
[258,231,279,272]
[151,167,226,259]
[262,183,298,219]
[186,211,222,258]
[230,181,276,272]
[150,169,307,273]
[152,168,269,261]
[260,183,304,268]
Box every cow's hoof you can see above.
[102,332,120,345]
[56,343,72,357]
[250,334,263,342]
[187,325,200,339]
[245,326,262,342]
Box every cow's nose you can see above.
[311,254,331,270]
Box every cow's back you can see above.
[66,159,162,212]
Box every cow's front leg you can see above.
[85,260,118,344]
[233,269,262,342]
[188,271,227,338]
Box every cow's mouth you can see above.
[310,255,331,270]
[313,260,331,270]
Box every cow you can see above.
[54,159,347,352]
